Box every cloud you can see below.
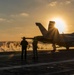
[60,0,72,6]
[6,19,13,23]
[20,13,29,17]
[48,0,72,7]
[0,18,6,22]
[10,12,29,18]
[48,1,57,7]
[65,1,71,4]
[0,17,13,23]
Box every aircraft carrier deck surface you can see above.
[0,50,74,75]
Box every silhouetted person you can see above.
[32,38,38,60]
[20,37,28,61]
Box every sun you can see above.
[52,17,66,33]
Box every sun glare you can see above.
[52,18,66,33]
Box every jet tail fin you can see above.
[36,23,48,37]
[48,21,55,31]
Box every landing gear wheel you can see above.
[52,43,56,52]
[66,46,69,50]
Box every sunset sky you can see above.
[0,0,74,41]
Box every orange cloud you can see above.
[65,1,71,4]
[20,13,29,17]
[0,18,6,22]
[10,12,29,18]
[48,1,57,7]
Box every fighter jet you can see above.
[35,21,74,51]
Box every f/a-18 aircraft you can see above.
[34,21,74,51]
